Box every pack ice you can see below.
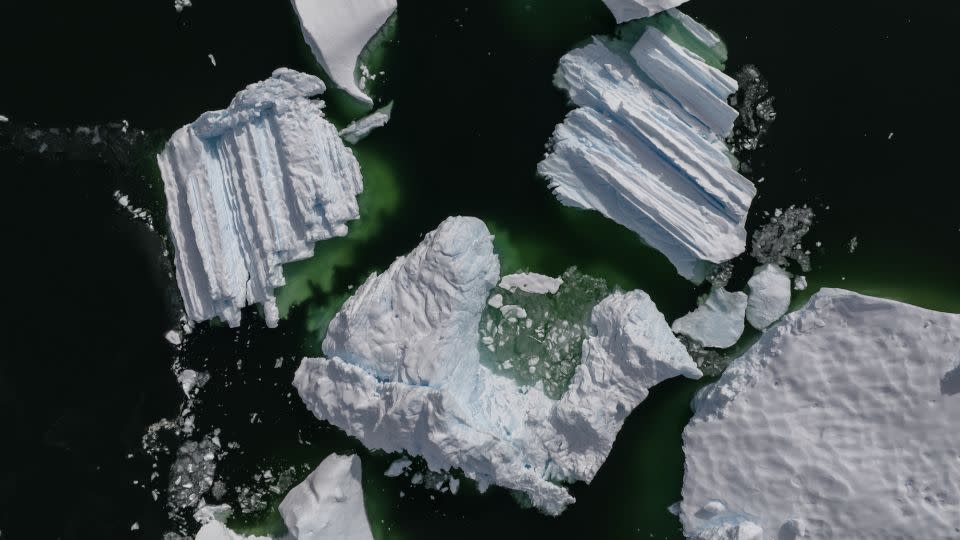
[158,68,363,329]
[294,216,701,515]
[681,289,960,539]
[290,0,397,105]
[539,21,755,281]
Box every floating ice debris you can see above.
[208,54,217,67]
[744,264,791,330]
[157,68,362,329]
[195,522,270,540]
[290,0,397,105]
[498,272,564,295]
[672,288,747,349]
[165,329,184,346]
[294,217,700,515]
[539,27,754,281]
[279,454,374,540]
[384,458,412,477]
[728,65,776,153]
[681,289,960,539]
[174,0,192,12]
[193,502,233,525]
[167,435,220,512]
[750,206,814,272]
[600,0,689,23]
[339,102,392,144]
[0,115,8,123]
[177,369,210,398]
[847,235,859,253]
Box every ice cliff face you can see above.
[158,68,363,329]
[539,26,755,282]
[681,289,960,539]
[601,0,690,23]
[294,217,701,515]
[290,0,397,105]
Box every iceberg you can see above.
[294,217,701,515]
[539,27,755,281]
[671,288,747,349]
[744,263,791,329]
[681,289,960,539]
[196,522,270,540]
[290,0,397,105]
[279,454,373,540]
[601,0,689,23]
[157,68,363,329]
[339,102,393,144]
[498,271,564,294]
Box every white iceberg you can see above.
[666,8,722,48]
[539,28,754,281]
[744,263,791,329]
[294,216,701,515]
[196,522,270,540]
[671,288,747,349]
[157,68,363,329]
[601,0,689,23]
[681,289,960,539]
[279,454,374,540]
[339,102,393,144]
[290,0,397,105]
[498,272,564,294]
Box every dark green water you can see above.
[1,0,958,539]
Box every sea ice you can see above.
[681,289,960,539]
[294,217,700,515]
[339,102,392,144]
[279,454,374,540]
[498,272,564,294]
[672,288,747,349]
[601,0,689,23]
[744,263,791,330]
[539,27,754,281]
[157,68,362,329]
[290,0,397,105]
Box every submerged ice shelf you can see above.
[294,217,701,515]
[681,289,960,539]
[158,68,363,328]
[539,19,755,281]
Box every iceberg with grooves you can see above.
[158,68,362,328]
[601,0,690,23]
[294,217,701,515]
[539,24,755,282]
[290,0,397,105]
[681,289,960,539]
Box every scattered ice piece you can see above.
[157,68,362,329]
[177,369,209,398]
[279,454,374,540]
[487,293,504,309]
[744,264,791,330]
[499,305,527,320]
[290,0,397,105]
[131,522,140,531]
[672,288,747,349]
[208,54,217,67]
[339,102,393,144]
[681,289,960,539]
[383,458,412,477]
[165,330,183,346]
[195,522,270,540]
[792,276,807,291]
[847,236,858,253]
[666,9,721,48]
[193,502,233,525]
[498,272,564,295]
[0,115,8,123]
[173,0,192,12]
[600,0,689,23]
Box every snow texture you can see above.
[294,217,700,515]
[158,68,362,329]
[498,272,564,294]
[672,288,747,349]
[601,0,689,23]
[279,454,374,540]
[744,264,791,330]
[682,289,960,539]
[539,28,754,281]
[290,0,396,105]
[339,102,393,144]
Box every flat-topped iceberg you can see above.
[671,287,747,349]
[539,26,755,281]
[681,289,960,539]
[294,217,701,515]
[290,0,397,105]
[601,0,689,23]
[158,68,363,328]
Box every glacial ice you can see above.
[744,263,791,330]
[539,27,755,281]
[339,102,393,144]
[682,289,960,539]
[601,0,690,23]
[671,288,747,349]
[279,454,374,540]
[157,68,363,329]
[294,217,701,515]
[290,0,397,105]
[498,272,564,294]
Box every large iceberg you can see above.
[601,0,690,23]
[158,68,363,328]
[294,217,701,515]
[671,287,747,349]
[681,289,960,539]
[290,0,397,105]
[539,26,755,281]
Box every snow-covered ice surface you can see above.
[744,263,791,330]
[294,217,701,515]
[681,289,960,540]
[539,26,755,281]
[339,102,392,144]
[157,68,362,329]
[498,272,564,294]
[290,0,396,105]
[601,0,689,23]
[671,288,747,349]
[279,454,373,540]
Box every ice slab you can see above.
[290,0,397,105]
[682,289,960,539]
[294,217,700,515]
[339,102,392,144]
[601,0,689,23]
[498,272,564,294]
[158,68,362,329]
[672,288,747,349]
[744,263,791,329]
[279,454,374,540]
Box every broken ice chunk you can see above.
[672,288,747,349]
[745,264,791,330]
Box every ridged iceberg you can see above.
[539,24,755,281]
[294,217,701,515]
[158,68,363,328]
